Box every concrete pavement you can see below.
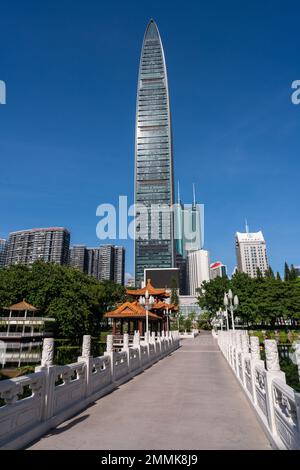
[28,332,271,450]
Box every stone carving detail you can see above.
[82,335,91,358]
[273,385,298,426]
[255,369,266,393]
[265,339,280,372]
[41,338,54,367]
[250,336,260,361]
[106,335,113,353]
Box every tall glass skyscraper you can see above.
[134,19,175,285]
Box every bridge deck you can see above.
[28,333,271,450]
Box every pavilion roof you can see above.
[104,301,162,320]
[151,301,178,312]
[3,300,38,311]
[126,279,170,298]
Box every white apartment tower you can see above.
[235,228,268,278]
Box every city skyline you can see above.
[1,1,300,278]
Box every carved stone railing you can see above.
[216,330,300,450]
[0,330,180,449]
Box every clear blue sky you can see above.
[0,0,299,277]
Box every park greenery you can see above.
[197,268,300,327]
[0,261,126,340]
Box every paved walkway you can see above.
[28,333,271,450]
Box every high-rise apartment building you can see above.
[87,245,125,285]
[5,228,70,266]
[114,246,125,285]
[134,19,175,286]
[187,249,210,296]
[235,230,268,278]
[69,245,88,272]
[0,238,6,267]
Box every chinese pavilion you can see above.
[105,279,178,336]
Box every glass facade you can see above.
[134,20,175,285]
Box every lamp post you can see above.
[139,291,154,336]
[224,289,239,330]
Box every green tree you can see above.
[170,277,179,306]
[284,262,290,281]
[0,261,126,340]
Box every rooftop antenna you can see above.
[192,183,196,206]
[245,218,249,234]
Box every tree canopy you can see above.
[197,270,300,326]
[0,261,126,340]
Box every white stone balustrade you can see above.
[216,330,300,450]
[0,331,180,450]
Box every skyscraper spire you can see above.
[192,183,196,206]
[177,180,181,203]
[245,218,249,234]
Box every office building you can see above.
[187,249,210,296]
[174,184,204,258]
[5,227,70,266]
[210,261,227,279]
[134,19,175,286]
[235,229,269,278]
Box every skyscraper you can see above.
[174,184,204,258]
[134,19,175,286]
[187,249,210,296]
[235,228,269,277]
[5,228,70,266]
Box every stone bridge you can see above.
[1,330,299,450]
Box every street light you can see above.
[224,290,239,330]
[140,290,154,336]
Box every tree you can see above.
[197,275,230,320]
[289,265,298,281]
[265,267,275,279]
[276,272,282,281]
[284,262,290,282]
[0,261,126,340]
[170,277,179,306]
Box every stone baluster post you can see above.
[133,331,141,369]
[250,336,261,362]
[104,334,115,380]
[264,340,281,372]
[241,333,250,354]
[264,339,286,433]
[78,335,92,398]
[35,337,55,420]
[122,333,130,370]
[41,338,54,367]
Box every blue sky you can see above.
[0,0,299,277]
